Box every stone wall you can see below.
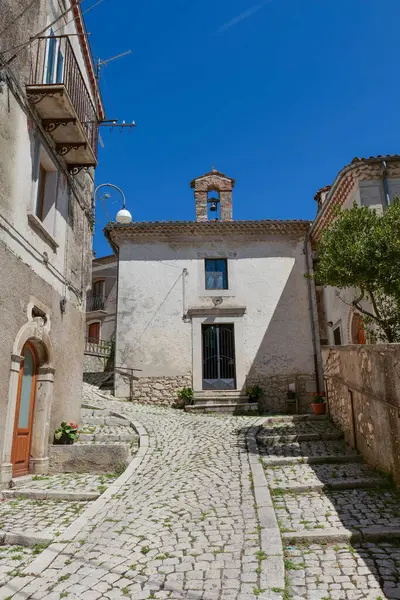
[84,353,108,373]
[247,374,317,414]
[127,373,193,407]
[322,344,400,484]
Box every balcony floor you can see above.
[26,84,97,167]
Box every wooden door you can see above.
[11,343,37,477]
[88,322,100,343]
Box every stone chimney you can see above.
[190,168,235,222]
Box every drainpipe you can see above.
[382,160,391,208]
[304,236,324,394]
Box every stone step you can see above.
[272,488,400,538]
[260,432,343,444]
[81,407,108,417]
[193,397,256,406]
[258,439,359,462]
[185,403,259,414]
[195,390,248,397]
[80,416,130,427]
[262,414,329,423]
[285,541,400,600]
[264,461,390,492]
[262,454,363,466]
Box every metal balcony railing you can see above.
[28,35,98,158]
[85,338,114,357]
[87,294,106,312]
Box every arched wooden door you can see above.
[11,343,37,477]
[352,314,366,345]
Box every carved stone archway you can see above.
[0,318,55,486]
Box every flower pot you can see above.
[311,402,326,416]
[53,433,74,445]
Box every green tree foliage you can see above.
[313,199,400,342]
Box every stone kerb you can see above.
[247,425,285,600]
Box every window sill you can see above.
[27,213,58,251]
[199,289,236,297]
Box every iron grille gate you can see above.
[202,324,236,390]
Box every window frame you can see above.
[333,323,342,346]
[204,258,229,291]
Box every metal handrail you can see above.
[28,35,98,156]
[87,294,106,311]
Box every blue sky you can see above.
[85,0,400,257]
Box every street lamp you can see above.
[94,183,132,224]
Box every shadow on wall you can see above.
[243,263,316,415]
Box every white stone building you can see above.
[310,156,400,347]
[0,1,103,483]
[105,169,319,413]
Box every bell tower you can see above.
[190,167,235,222]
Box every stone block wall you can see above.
[322,344,400,484]
[84,353,108,373]
[129,374,193,407]
[246,374,317,414]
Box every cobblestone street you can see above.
[2,389,400,599]
[0,387,271,600]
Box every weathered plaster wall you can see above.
[0,244,84,446]
[115,235,316,407]
[0,0,95,479]
[323,345,400,484]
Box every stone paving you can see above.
[0,386,272,600]
[264,462,387,490]
[11,473,118,493]
[0,498,87,537]
[0,546,37,587]
[258,415,400,599]
[273,488,400,532]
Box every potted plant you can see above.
[247,385,263,403]
[176,387,194,408]
[311,392,326,415]
[54,422,79,445]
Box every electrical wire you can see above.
[1,0,85,63]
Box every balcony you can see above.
[87,294,106,312]
[85,338,114,357]
[26,36,98,174]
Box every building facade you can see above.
[105,169,319,413]
[0,0,103,483]
[83,254,117,381]
[310,156,400,347]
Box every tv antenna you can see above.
[96,49,132,79]
[95,50,135,147]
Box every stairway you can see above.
[185,390,258,414]
[257,414,400,599]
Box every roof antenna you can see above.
[96,49,132,79]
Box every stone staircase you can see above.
[257,414,400,599]
[79,407,139,450]
[185,390,258,414]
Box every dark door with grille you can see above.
[202,324,236,390]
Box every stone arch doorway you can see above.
[11,343,38,477]
[0,319,55,485]
[351,313,366,345]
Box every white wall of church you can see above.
[115,234,316,403]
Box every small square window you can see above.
[205,259,228,290]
